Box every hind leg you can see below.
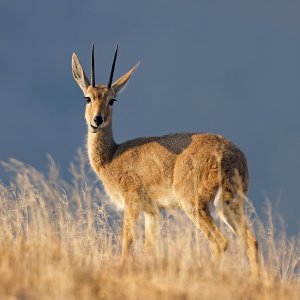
[222,195,260,277]
[182,199,228,263]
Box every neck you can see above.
[87,123,117,174]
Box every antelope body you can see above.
[71,45,260,276]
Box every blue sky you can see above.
[1,1,300,234]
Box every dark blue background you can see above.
[1,1,299,234]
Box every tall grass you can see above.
[0,149,299,299]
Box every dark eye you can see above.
[109,98,117,106]
[84,97,91,104]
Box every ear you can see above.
[72,53,90,93]
[112,62,140,94]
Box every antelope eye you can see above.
[109,99,117,106]
[84,97,91,104]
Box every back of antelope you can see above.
[71,44,260,276]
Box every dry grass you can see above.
[0,149,299,299]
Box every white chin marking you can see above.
[89,126,100,133]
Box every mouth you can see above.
[89,124,101,133]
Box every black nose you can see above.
[93,115,103,126]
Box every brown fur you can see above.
[71,51,260,276]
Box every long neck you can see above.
[87,122,117,175]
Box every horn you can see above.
[91,43,95,87]
[107,44,118,88]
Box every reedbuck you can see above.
[71,45,260,276]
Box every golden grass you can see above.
[0,149,299,299]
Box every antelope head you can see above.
[72,44,139,133]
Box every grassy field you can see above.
[0,150,299,299]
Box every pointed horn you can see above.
[107,44,118,88]
[91,42,95,87]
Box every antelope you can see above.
[71,45,260,276]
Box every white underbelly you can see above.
[156,190,179,209]
[104,189,125,210]
[105,185,179,210]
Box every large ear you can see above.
[72,53,90,93]
[112,62,140,94]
